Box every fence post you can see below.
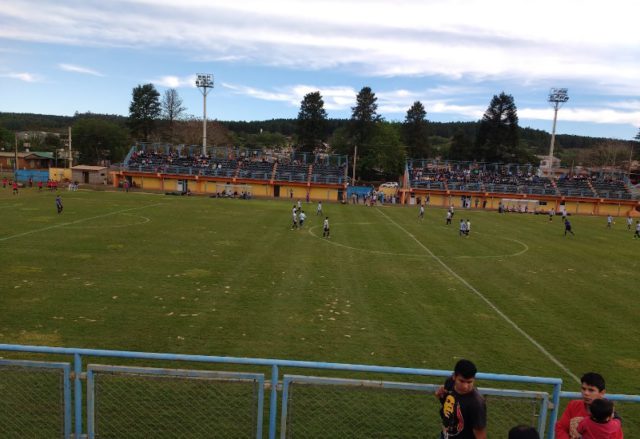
[64,366,72,439]
[269,365,279,439]
[547,381,562,439]
[74,353,83,438]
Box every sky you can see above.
[1,0,639,140]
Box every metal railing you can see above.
[0,343,569,439]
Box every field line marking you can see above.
[307,223,528,259]
[376,207,580,384]
[0,203,163,242]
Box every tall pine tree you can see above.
[296,91,328,152]
[128,83,161,141]
[403,101,430,158]
[475,92,520,162]
[349,86,382,151]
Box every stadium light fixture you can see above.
[547,88,569,175]
[195,73,214,156]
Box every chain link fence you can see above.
[282,376,547,438]
[88,365,263,438]
[612,400,639,437]
[0,359,70,438]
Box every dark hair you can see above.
[581,372,606,391]
[508,425,539,439]
[453,359,477,379]
[590,398,614,423]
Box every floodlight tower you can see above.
[547,88,569,175]
[195,73,214,156]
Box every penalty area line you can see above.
[376,207,580,384]
[0,203,163,242]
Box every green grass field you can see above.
[1,187,639,399]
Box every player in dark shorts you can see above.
[564,218,574,236]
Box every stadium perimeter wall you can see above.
[403,189,640,217]
[114,171,344,201]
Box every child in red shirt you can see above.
[577,398,623,439]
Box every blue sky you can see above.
[1,0,639,140]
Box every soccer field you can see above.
[0,188,638,396]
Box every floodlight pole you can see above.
[195,73,214,157]
[547,88,569,176]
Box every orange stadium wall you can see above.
[114,172,345,201]
[406,189,639,218]
[279,185,341,201]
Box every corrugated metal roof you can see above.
[72,165,108,171]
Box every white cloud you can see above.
[519,107,640,126]
[605,100,640,111]
[1,72,40,82]
[152,75,197,88]
[1,0,638,94]
[59,63,103,76]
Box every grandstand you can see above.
[405,159,638,212]
[119,143,349,200]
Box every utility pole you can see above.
[68,126,73,169]
[352,144,357,184]
[14,132,18,179]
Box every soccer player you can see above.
[607,215,613,229]
[55,195,63,214]
[436,359,487,439]
[549,208,555,221]
[564,218,575,236]
[12,181,18,195]
[298,210,306,228]
[418,204,425,221]
[626,216,632,231]
[446,210,452,225]
[316,201,323,216]
[555,372,618,439]
[322,217,330,238]
[465,219,471,236]
[291,205,298,230]
[634,220,640,239]
[459,219,467,236]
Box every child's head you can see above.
[508,425,539,439]
[589,398,614,423]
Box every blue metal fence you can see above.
[15,169,50,183]
[7,343,639,439]
[0,358,71,438]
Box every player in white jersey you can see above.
[322,217,330,238]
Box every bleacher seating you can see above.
[125,145,347,185]
[407,160,636,200]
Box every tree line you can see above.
[0,83,637,174]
